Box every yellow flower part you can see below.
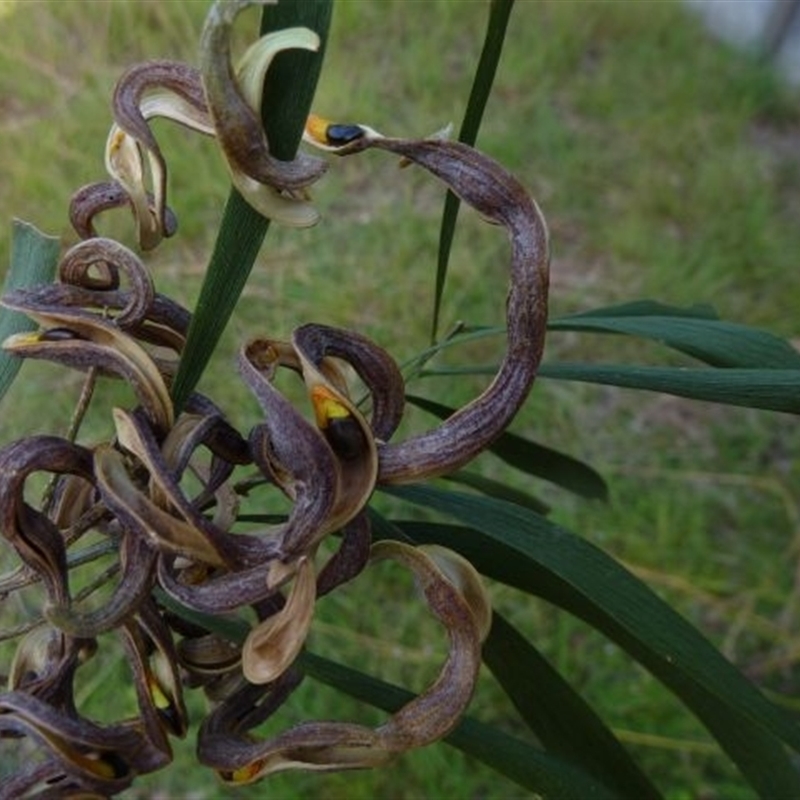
[310,384,351,429]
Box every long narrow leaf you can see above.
[300,650,620,799]
[539,363,800,414]
[0,220,60,403]
[484,611,661,799]
[171,1,333,410]
[407,393,608,500]
[382,485,800,797]
[549,301,800,369]
[421,363,800,414]
[558,300,720,321]
[432,0,515,342]
[444,470,550,514]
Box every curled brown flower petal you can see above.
[94,448,212,568]
[315,511,372,598]
[195,541,489,782]
[238,340,339,562]
[69,180,178,243]
[0,437,94,605]
[8,626,94,712]
[367,541,489,747]
[156,552,281,616]
[209,720,392,784]
[107,60,212,249]
[197,670,305,781]
[56,238,155,330]
[200,0,326,193]
[0,692,141,790]
[292,324,405,442]
[118,600,188,756]
[267,326,383,534]
[241,556,316,685]
[1,302,174,432]
[304,122,550,483]
[44,529,156,638]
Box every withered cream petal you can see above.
[241,557,316,685]
[200,1,326,193]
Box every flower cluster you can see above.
[0,1,549,795]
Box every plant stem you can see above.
[171,0,333,411]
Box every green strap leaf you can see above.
[171,1,333,410]
[539,363,800,414]
[443,470,550,515]
[421,363,800,414]
[407,393,608,500]
[431,0,515,343]
[549,302,800,369]
[301,650,621,799]
[0,219,60,403]
[556,300,720,321]
[484,611,661,799]
[381,485,800,797]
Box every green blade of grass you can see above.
[407,393,608,500]
[431,0,515,343]
[549,301,800,369]
[171,0,333,410]
[0,219,60,403]
[300,650,621,799]
[382,486,800,797]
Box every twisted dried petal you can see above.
[112,408,244,557]
[238,340,338,562]
[44,529,156,638]
[0,437,94,605]
[2,280,190,358]
[315,511,371,598]
[8,626,94,712]
[208,720,391,783]
[289,327,382,526]
[292,323,405,444]
[196,542,488,781]
[415,544,492,642]
[304,122,550,482]
[57,238,155,330]
[69,180,178,243]
[200,1,325,191]
[368,541,489,747]
[94,410,235,567]
[157,410,250,516]
[198,671,304,780]
[0,692,141,790]
[118,600,188,756]
[108,60,211,249]
[1,302,174,432]
[241,556,316,685]
[49,473,103,532]
[156,552,281,615]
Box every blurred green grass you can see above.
[2,1,800,798]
